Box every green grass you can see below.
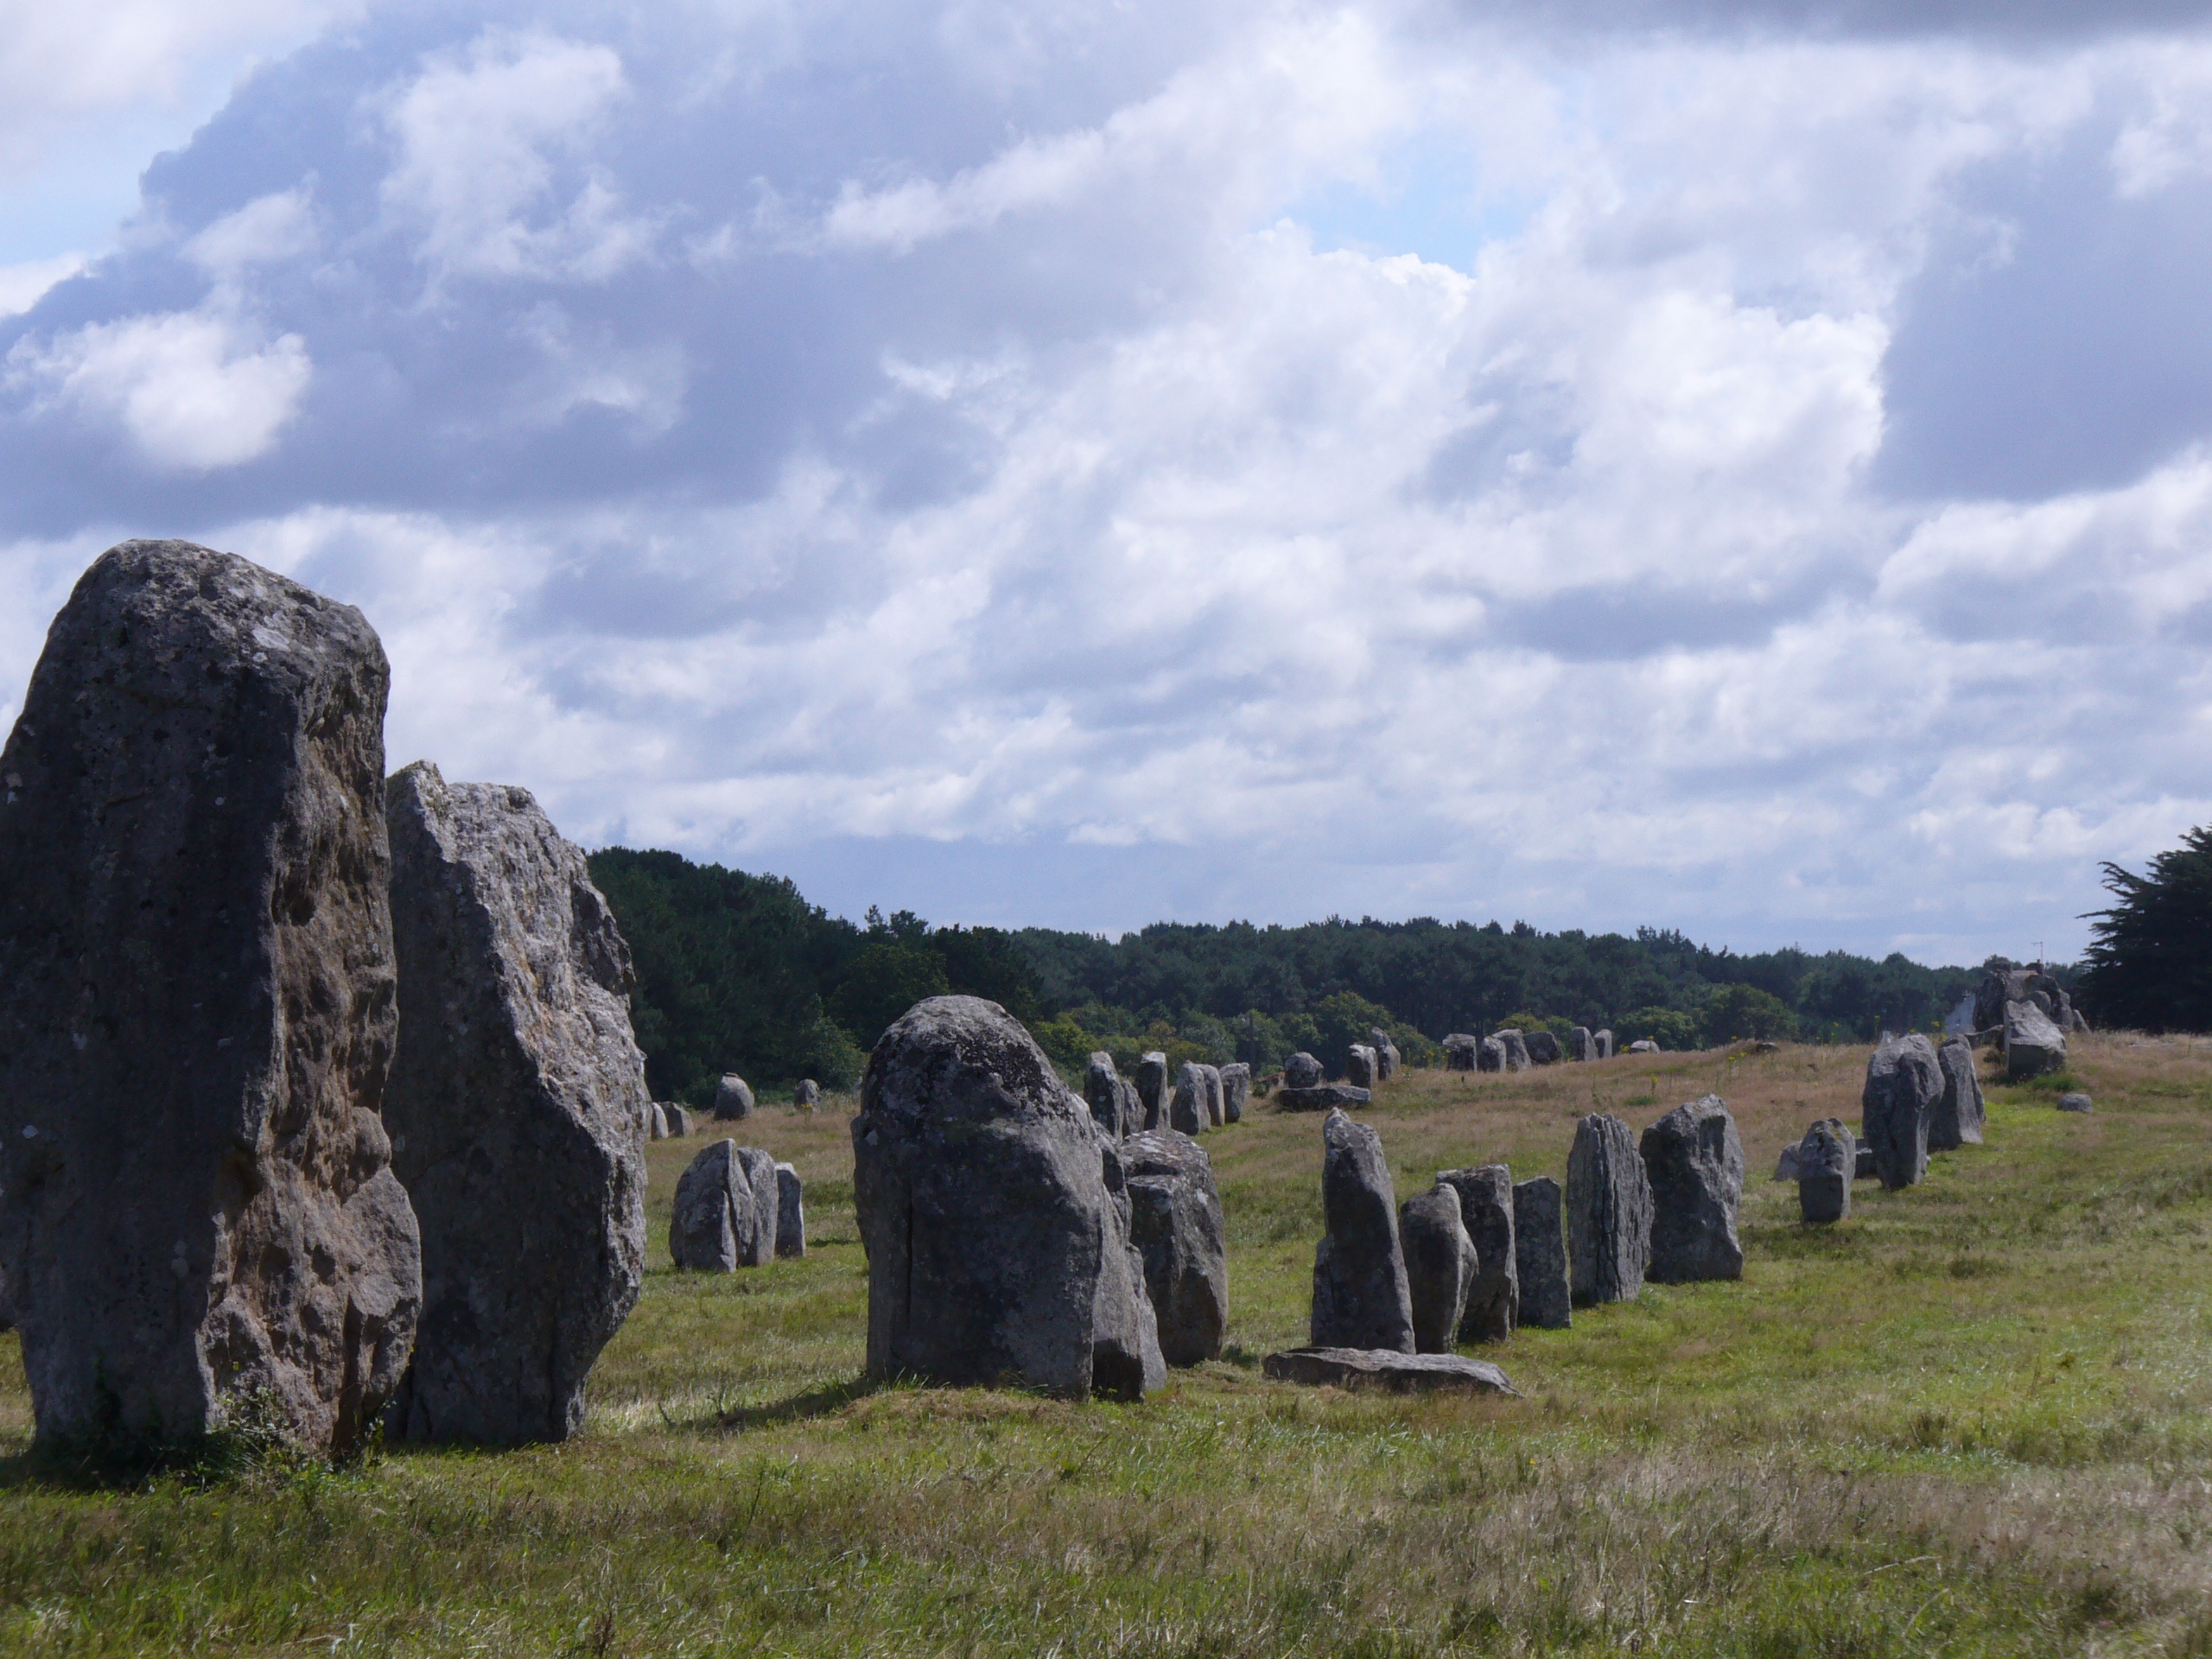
[6,1033,2212,1654]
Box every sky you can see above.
[4,0,2212,963]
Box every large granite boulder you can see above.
[1286,1052,1324,1089]
[2003,1001,2068,1081]
[1171,1062,1207,1135]
[1135,1052,1171,1130]
[1121,1131,1228,1366]
[670,1141,761,1271]
[1862,1035,1942,1190]
[1478,1036,1505,1072]
[1796,1119,1853,1224]
[1974,965,2081,1034]
[714,1074,756,1121]
[852,996,1163,1400]
[1369,1028,1401,1081]
[1639,1096,1745,1283]
[0,541,420,1455]
[1524,1029,1561,1066]
[1443,1035,1478,1071]
[2058,1091,2094,1113]
[1594,1029,1615,1058]
[1084,1052,1138,1139]
[382,763,648,1445]
[1512,1177,1571,1329]
[1569,1027,1595,1062]
[1437,1166,1517,1342]
[1199,1064,1225,1129]
[1567,1113,1651,1306]
[1930,1036,1986,1150]
[1398,1184,1476,1354]
[1310,1109,1414,1352]
[735,1147,782,1265]
[1219,1063,1250,1123]
[1346,1045,1379,1089]
[774,1164,806,1257]
[1494,1030,1533,1071]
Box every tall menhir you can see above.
[0,541,422,1455]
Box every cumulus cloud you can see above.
[0,0,2208,957]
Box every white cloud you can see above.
[187,187,319,277]
[0,251,83,316]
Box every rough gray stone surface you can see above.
[1219,1063,1250,1123]
[715,1074,756,1121]
[1398,1184,1476,1354]
[1772,1144,1801,1181]
[382,762,649,1445]
[794,1079,822,1110]
[1567,1113,1651,1306]
[1524,1029,1561,1066]
[1199,1064,1225,1129]
[1276,1084,1372,1111]
[1640,1096,1745,1283]
[0,540,420,1455]
[1478,1037,1505,1072]
[1310,1108,1414,1352]
[1796,1119,1853,1224]
[1862,1035,1942,1190]
[1437,1166,1517,1343]
[1171,1062,1207,1135]
[1930,1036,1986,1151]
[735,1147,782,1265]
[670,1141,753,1271]
[1369,1028,1400,1080]
[649,1103,668,1141]
[1286,1052,1324,1089]
[775,1163,806,1258]
[1494,1030,1533,1071]
[665,1104,691,1137]
[1262,1347,1517,1395]
[851,996,1164,1400]
[1135,1052,1171,1131]
[1594,1030,1616,1058]
[1122,1130,1228,1366]
[1627,1039,1660,1054]
[1854,1141,1876,1180]
[2058,1091,2094,1113]
[1443,1035,1478,1071]
[1084,1052,1135,1139]
[1974,966,2079,1034]
[1511,1177,1571,1329]
[1570,1027,1595,1062]
[2004,1001,2069,1081]
[1346,1045,1379,1089]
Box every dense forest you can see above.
[588,847,2002,1105]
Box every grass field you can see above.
[6,1033,2212,1656]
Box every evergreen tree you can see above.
[2081,826,2212,1032]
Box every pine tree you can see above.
[2080,826,2212,1032]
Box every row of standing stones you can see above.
[0,541,691,1454]
[1442,1026,1647,1074]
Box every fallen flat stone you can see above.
[1796,1118,1853,1224]
[1136,1052,1171,1130]
[1568,1113,1651,1306]
[852,996,1163,1400]
[1443,1035,1478,1071]
[383,762,649,1445]
[1437,1165,1517,1343]
[1276,1084,1372,1111]
[1310,1108,1414,1352]
[1862,1035,1942,1190]
[1640,1095,1745,1283]
[1122,1130,1228,1366]
[1929,1036,1986,1151]
[1512,1177,1571,1329]
[715,1074,756,1121]
[0,540,420,1455]
[2057,1092,2094,1113]
[1219,1063,1250,1123]
[1524,1030,1561,1065]
[670,1141,758,1272]
[775,1163,806,1257]
[2004,1000,2068,1082]
[1369,1028,1400,1081]
[1262,1347,1517,1395]
[1398,1184,1476,1354]
[1346,1045,1379,1089]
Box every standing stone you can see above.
[1524,1029,1561,1066]
[0,541,420,1455]
[649,1103,669,1141]
[1286,1052,1324,1089]
[734,1147,781,1265]
[1310,1108,1415,1352]
[1346,1045,1379,1089]
[1854,1142,1877,1180]
[1796,1119,1853,1224]
[1639,1096,1745,1283]
[1478,1037,1505,1072]
[1494,1030,1532,1071]
[1121,1130,1228,1366]
[1594,1029,1615,1058]
[1627,1039,1660,1054]
[1567,1113,1651,1306]
[851,996,1163,1400]
[665,1104,691,1137]
[1398,1185,1476,1355]
[1437,1166,1518,1342]
[1930,1036,1986,1151]
[1199,1064,1225,1129]
[715,1074,756,1121]
[1862,1034,1942,1190]
[1171,1062,1207,1135]
[1135,1052,1172,1130]
[1569,1027,1595,1062]
[1369,1028,1401,1080]
[1773,1144,1802,1181]
[1443,1035,1478,1071]
[1218,1063,1250,1123]
[670,1141,756,1271]
[1084,1052,1134,1139]
[793,1078,822,1111]
[774,1163,806,1258]
[2003,1001,2068,1081]
[382,762,650,1445]
[1512,1178,1571,1329]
